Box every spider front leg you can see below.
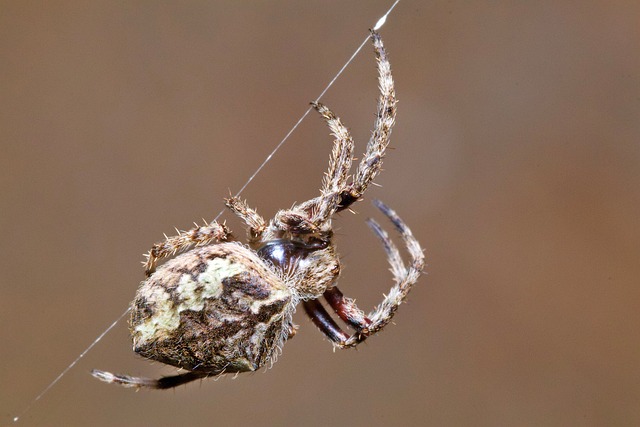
[337,31,397,213]
[305,200,424,348]
[282,32,395,229]
[308,101,354,222]
[143,221,231,276]
[225,196,267,245]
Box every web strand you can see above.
[12,308,130,423]
[12,1,400,423]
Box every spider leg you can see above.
[337,31,396,213]
[143,221,231,277]
[91,369,209,390]
[344,199,424,347]
[307,200,424,348]
[323,286,371,332]
[306,285,377,346]
[308,101,354,222]
[272,32,394,234]
[303,299,350,344]
[225,196,267,244]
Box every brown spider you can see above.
[92,31,425,389]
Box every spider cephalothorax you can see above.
[92,31,425,390]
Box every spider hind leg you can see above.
[91,369,209,390]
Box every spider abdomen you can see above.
[130,243,293,374]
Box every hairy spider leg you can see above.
[143,222,231,276]
[337,31,397,213]
[289,31,396,232]
[305,200,424,348]
[225,196,267,245]
[309,101,355,222]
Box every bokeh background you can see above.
[2,1,639,426]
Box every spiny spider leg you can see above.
[306,200,424,348]
[313,102,355,194]
[343,199,424,347]
[144,222,231,277]
[91,369,209,390]
[225,196,267,245]
[337,31,397,213]
[308,101,355,221]
[296,31,395,228]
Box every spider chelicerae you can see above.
[92,31,425,389]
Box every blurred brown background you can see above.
[2,1,639,426]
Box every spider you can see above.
[92,31,424,390]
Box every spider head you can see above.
[256,207,340,300]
